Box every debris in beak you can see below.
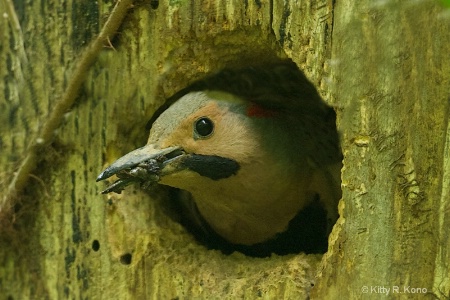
[99,158,161,194]
[97,146,184,194]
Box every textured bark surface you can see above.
[313,1,450,299]
[0,0,449,299]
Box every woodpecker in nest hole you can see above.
[97,60,342,257]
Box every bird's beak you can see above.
[96,144,185,194]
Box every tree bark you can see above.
[0,0,448,299]
[313,1,450,299]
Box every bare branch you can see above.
[1,0,134,214]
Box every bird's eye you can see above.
[194,117,214,138]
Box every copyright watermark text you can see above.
[361,285,427,295]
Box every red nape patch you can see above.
[246,103,279,118]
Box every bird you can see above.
[97,60,342,257]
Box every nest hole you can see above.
[145,58,343,258]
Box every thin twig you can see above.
[1,0,134,213]
[3,0,28,69]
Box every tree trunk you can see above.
[0,0,448,299]
[314,1,450,299]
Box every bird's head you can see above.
[97,90,298,193]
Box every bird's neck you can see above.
[191,165,314,245]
